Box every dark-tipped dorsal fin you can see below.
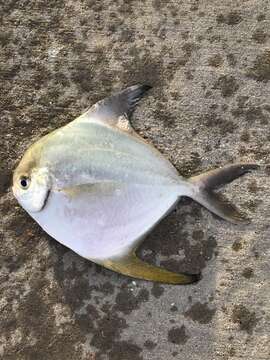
[76,84,152,132]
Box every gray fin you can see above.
[192,190,250,224]
[189,163,259,224]
[101,252,200,285]
[80,84,152,131]
[191,164,259,190]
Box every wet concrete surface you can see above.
[0,1,270,359]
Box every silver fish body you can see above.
[13,85,258,284]
[26,120,186,260]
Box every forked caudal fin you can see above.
[189,163,259,224]
[102,253,200,285]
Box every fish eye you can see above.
[19,176,30,189]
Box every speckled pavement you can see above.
[0,1,270,359]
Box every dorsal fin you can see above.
[76,84,152,132]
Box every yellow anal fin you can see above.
[102,253,200,285]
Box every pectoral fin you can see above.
[101,252,200,285]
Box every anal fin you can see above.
[101,253,200,285]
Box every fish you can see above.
[12,84,258,284]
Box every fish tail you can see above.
[187,163,259,224]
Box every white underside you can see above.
[30,182,182,261]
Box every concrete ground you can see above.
[0,1,269,359]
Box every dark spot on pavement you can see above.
[159,232,217,275]
[190,3,199,11]
[107,341,143,360]
[242,267,254,279]
[214,75,239,97]
[0,167,12,194]
[231,95,249,116]
[12,283,83,360]
[144,340,157,350]
[152,0,167,10]
[247,50,270,82]
[192,230,204,241]
[170,305,178,312]
[227,53,237,67]
[257,14,266,22]
[232,305,259,334]
[0,30,13,46]
[240,130,250,142]
[120,45,167,87]
[184,302,216,324]
[248,180,259,193]
[113,287,149,315]
[98,281,115,295]
[179,152,202,177]
[216,12,242,25]
[245,106,268,125]
[252,29,267,43]
[208,54,223,67]
[182,42,197,58]
[153,102,176,128]
[76,304,99,332]
[232,240,242,252]
[243,198,261,212]
[91,312,128,351]
[168,325,189,345]
[202,112,237,135]
[151,283,164,298]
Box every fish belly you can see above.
[31,182,180,260]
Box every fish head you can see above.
[12,145,51,213]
